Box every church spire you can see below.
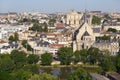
[84,9,88,23]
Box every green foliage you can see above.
[58,47,73,65]
[8,32,19,42]
[18,18,39,23]
[30,22,48,32]
[68,69,92,80]
[41,52,53,66]
[14,32,19,42]
[74,49,88,64]
[31,19,39,23]
[22,40,33,51]
[0,71,14,80]
[27,54,39,64]
[92,16,101,25]
[18,19,23,23]
[96,35,110,41]
[117,18,120,22]
[99,56,116,72]
[48,18,56,26]
[0,55,14,72]
[74,50,81,63]
[107,28,117,33]
[11,69,32,80]
[30,73,58,80]
[87,47,102,65]
[10,50,27,69]
[23,64,39,74]
[9,35,14,43]
[104,14,111,20]
[116,54,120,73]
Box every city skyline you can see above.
[0,0,120,13]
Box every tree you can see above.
[107,28,117,33]
[48,18,56,26]
[74,50,81,64]
[57,47,73,65]
[74,49,88,64]
[31,19,39,23]
[11,69,32,80]
[79,49,88,64]
[0,55,14,72]
[30,22,42,32]
[44,25,48,32]
[117,18,120,22]
[99,56,116,72]
[116,54,120,73]
[23,64,39,74]
[0,71,14,80]
[96,35,110,41]
[104,14,111,20]
[87,47,102,64]
[10,50,27,68]
[8,35,14,43]
[8,32,19,42]
[41,52,53,66]
[14,32,19,42]
[17,19,23,23]
[92,16,101,25]
[68,69,91,80]
[27,54,39,64]
[30,73,58,80]
[22,40,33,51]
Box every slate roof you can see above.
[37,41,50,47]
[107,72,120,80]
[83,31,90,36]
[93,28,101,33]
[2,43,18,49]
[90,73,109,80]
[40,34,47,38]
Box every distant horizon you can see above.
[0,0,120,13]
[0,9,119,14]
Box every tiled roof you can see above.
[50,44,64,48]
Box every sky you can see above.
[0,0,120,13]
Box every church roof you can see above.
[93,28,101,33]
[83,31,90,36]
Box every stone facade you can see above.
[93,41,119,55]
[73,12,95,51]
[66,10,83,27]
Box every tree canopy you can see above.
[8,32,19,42]
[30,22,48,32]
[92,16,101,25]
[87,47,102,65]
[57,47,73,65]
[27,54,39,64]
[30,73,58,80]
[68,69,92,80]
[22,40,33,51]
[10,50,27,68]
[116,54,120,73]
[107,28,117,33]
[48,18,56,27]
[41,52,53,66]
[0,55,14,72]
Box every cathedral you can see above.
[72,11,95,51]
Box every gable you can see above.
[76,22,94,40]
[83,31,90,36]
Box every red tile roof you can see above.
[50,44,64,48]
[55,23,65,28]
